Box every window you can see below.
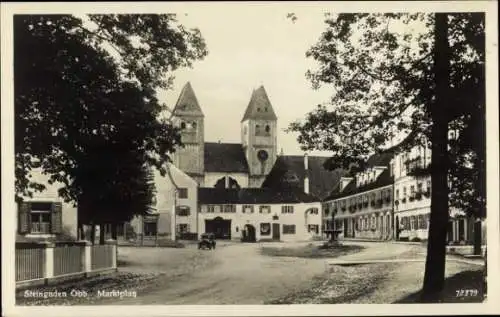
[223,205,236,213]
[18,201,62,235]
[260,223,271,235]
[396,189,400,200]
[255,125,261,135]
[259,205,271,214]
[282,225,296,234]
[144,222,157,236]
[281,205,294,214]
[265,125,270,134]
[178,188,188,199]
[176,224,189,233]
[176,206,190,216]
[403,187,407,198]
[207,205,215,213]
[308,224,319,234]
[417,183,423,193]
[307,208,319,215]
[180,122,186,129]
[410,216,416,230]
[242,205,254,213]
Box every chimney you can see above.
[304,153,309,194]
[339,177,353,192]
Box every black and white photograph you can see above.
[1,1,498,316]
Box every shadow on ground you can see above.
[394,269,485,303]
[260,243,365,259]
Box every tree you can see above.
[14,14,208,240]
[288,13,485,300]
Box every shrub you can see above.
[411,237,422,242]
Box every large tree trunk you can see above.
[111,223,118,240]
[99,224,106,245]
[90,223,96,245]
[473,219,482,255]
[421,13,451,301]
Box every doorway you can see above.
[242,224,256,242]
[205,217,231,240]
[272,223,280,240]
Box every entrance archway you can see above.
[242,224,256,242]
[205,216,231,240]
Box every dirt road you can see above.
[108,241,422,305]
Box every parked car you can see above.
[198,233,216,250]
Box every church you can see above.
[127,82,344,243]
[171,81,280,188]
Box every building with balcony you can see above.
[392,143,484,244]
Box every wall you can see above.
[128,164,198,238]
[197,202,322,242]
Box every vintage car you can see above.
[198,233,216,250]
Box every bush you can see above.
[411,237,422,242]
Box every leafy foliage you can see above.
[288,13,485,218]
[14,15,207,224]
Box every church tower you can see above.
[241,86,278,187]
[172,82,205,185]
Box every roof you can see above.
[241,86,278,122]
[204,142,249,173]
[172,82,204,117]
[198,187,319,205]
[261,155,347,200]
[322,151,396,201]
[366,150,395,167]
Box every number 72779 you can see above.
[456,289,479,297]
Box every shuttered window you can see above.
[18,201,62,234]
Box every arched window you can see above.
[180,122,186,129]
[265,125,270,134]
[191,121,197,129]
[255,124,261,135]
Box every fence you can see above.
[15,240,117,289]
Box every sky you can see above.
[156,7,334,156]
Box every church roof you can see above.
[198,187,319,205]
[261,155,347,200]
[204,142,249,173]
[173,82,204,117]
[241,86,278,122]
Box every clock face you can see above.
[257,150,268,161]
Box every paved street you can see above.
[106,241,459,305]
